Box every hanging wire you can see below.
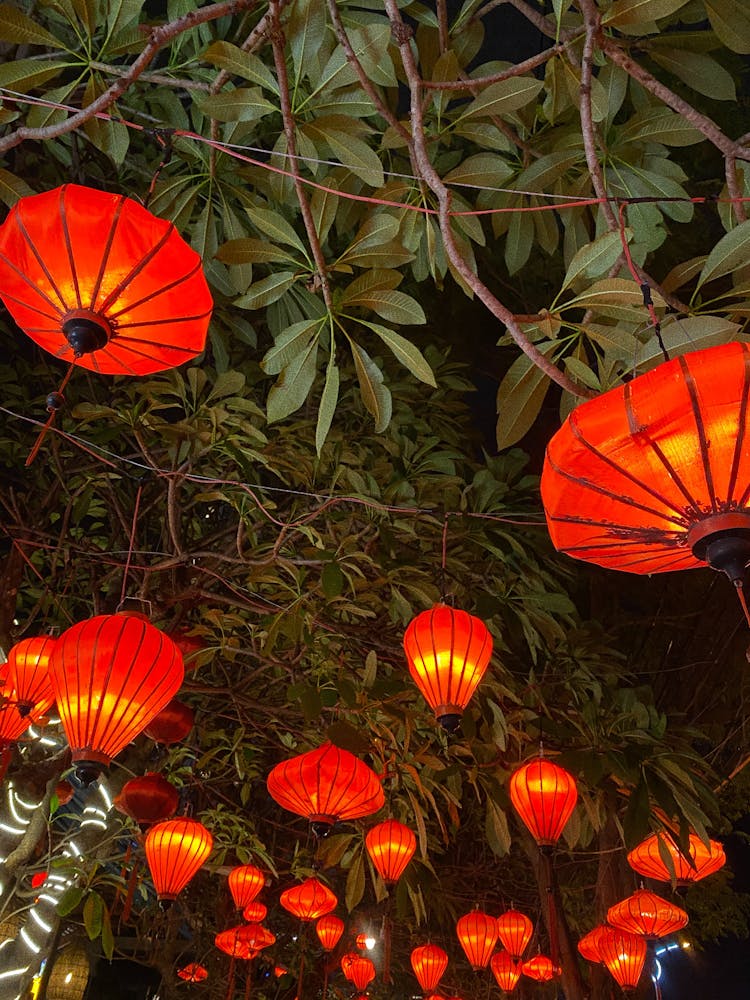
[117,484,144,610]
[24,361,77,467]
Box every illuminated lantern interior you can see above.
[496,909,533,960]
[410,943,448,993]
[490,951,522,992]
[521,954,559,982]
[509,756,578,848]
[144,817,213,903]
[456,910,498,969]
[5,635,56,716]
[228,864,266,909]
[598,927,647,990]
[316,914,345,951]
[607,888,688,938]
[365,818,417,883]
[627,832,725,885]
[279,877,338,921]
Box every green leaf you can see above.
[0,57,71,92]
[346,289,426,326]
[505,208,533,276]
[83,77,129,165]
[303,121,384,187]
[262,318,323,375]
[235,272,298,311]
[202,41,279,93]
[288,0,327,86]
[495,348,553,450]
[637,315,742,370]
[351,342,392,432]
[705,0,750,53]
[83,892,104,940]
[619,107,704,146]
[0,2,65,46]
[101,906,114,960]
[199,88,276,123]
[604,0,691,28]
[316,356,339,453]
[359,321,436,387]
[57,886,84,916]
[0,168,33,207]
[485,797,511,856]
[266,339,319,423]
[345,847,366,912]
[696,219,750,288]
[457,77,544,121]
[649,48,736,101]
[322,561,344,599]
[443,153,515,189]
[561,231,628,292]
[217,238,301,266]
[564,356,601,391]
[244,206,308,254]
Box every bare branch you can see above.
[578,1,618,231]
[422,43,567,90]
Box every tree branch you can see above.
[578,1,618,230]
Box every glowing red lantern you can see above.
[355,933,368,951]
[509,756,578,848]
[243,901,268,923]
[365,818,416,883]
[143,698,194,745]
[114,773,179,828]
[403,604,493,731]
[316,914,345,951]
[274,966,288,978]
[490,951,521,992]
[144,817,213,904]
[348,955,375,991]
[5,636,56,716]
[49,614,183,783]
[521,954,559,982]
[228,864,266,909]
[279,878,337,921]
[627,832,725,884]
[607,888,688,938]
[411,944,448,992]
[456,910,498,969]
[341,953,358,979]
[267,742,384,836]
[0,673,54,747]
[496,909,533,960]
[577,924,609,964]
[215,925,273,959]
[31,871,47,889]
[598,927,647,991]
[178,963,208,982]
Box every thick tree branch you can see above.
[725,156,747,224]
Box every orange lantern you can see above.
[607,888,688,938]
[598,927,647,991]
[0,672,54,747]
[279,877,337,921]
[267,742,384,836]
[49,614,183,783]
[348,955,375,991]
[5,636,56,716]
[316,914,345,951]
[402,604,493,731]
[355,933,369,951]
[521,954,559,982]
[31,871,47,889]
[144,817,213,904]
[456,909,498,969]
[490,951,521,992]
[509,756,578,848]
[243,901,268,924]
[228,864,266,909]
[365,819,416,883]
[114,772,179,828]
[274,966,288,978]
[143,698,194,745]
[341,952,358,980]
[627,832,725,885]
[178,963,208,982]
[215,924,274,959]
[496,909,533,961]
[577,924,609,964]
[411,944,448,993]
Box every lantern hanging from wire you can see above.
[348,955,376,991]
[627,831,725,885]
[607,888,688,938]
[496,909,533,961]
[228,864,266,909]
[143,698,194,745]
[598,927,647,991]
[490,951,522,992]
[508,754,578,849]
[280,877,338,921]
[410,944,448,993]
[521,954,559,982]
[48,613,184,783]
[178,963,208,982]
[5,635,56,716]
[243,901,268,924]
[316,914,345,951]
[114,773,179,828]
[456,909,498,969]
[144,816,213,905]
[267,742,384,836]
[402,604,493,732]
[365,818,417,883]
[577,924,610,964]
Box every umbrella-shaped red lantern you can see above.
[456,909,498,969]
[365,818,416,883]
[228,864,266,909]
[267,742,384,836]
[280,877,337,921]
[598,927,647,991]
[178,963,208,983]
[521,954,559,982]
[316,914,345,951]
[496,909,533,961]
[490,951,522,992]
[243,901,268,923]
[0,672,55,747]
[114,773,179,828]
[411,944,448,993]
[577,924,609,964]
[627,831,725,884]
[607,888,688,938]
[144,816,213,905]
[403,604,493,732]
[5,635,56,716]
[348,955,375,992]
[215,924,273,959]
[143,698,194,745]
[509,755,578,849]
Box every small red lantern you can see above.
[316,914,345,951]
[365,818,416,883]
[243,901,268,923]
[607,888,688,938]
[496,909,533,961]
[178,963,208,982]
[279,877,337,921]
[598,927,647,991]
[228,864,266,909]
[54,781,75,806]
[0,673,54,747]
[348,955,375,991]
[577,924,609,964]
[403,604,493,731]
[144,817,213,904]
[341,952,358,980]
[267,742,384,836]
[31,871,47,889]
[355,933,368,951]
[215,925,272,959]
[521,954,559,982]
[509,756,578,848]
[411,944,448,993]
[143,698,194,745]
[114,773,179,828]
[627,832,725,885]
[490,951,521,992]
[274,966,288,979]
[456,910,498,969]
[5,636,56,716]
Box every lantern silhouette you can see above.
[365,818,416,883]
[280,877,337,921]
[577,924,609,964]
[49,614,184,783]
[0,672,54,747]
[607,888,688,938]
[144,817,213,904]
[491,951,522,992]
[316,914,345,951]
[496,909,533,960]
[411,944,448,993]
[114,773,179,828]
[627,832,725,884]
[509,756,578,849]
[456,909,498,969]
[348,955,376,991]
[228,864,266,909]
[267,742,384,836]
[143,698,194,745]
[402,604,493,731]
[178,963,208,982]
[521,954,558,982]
[243,901,268,923]
[5,635,56,716]
[598,927,647,991]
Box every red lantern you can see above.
[49,614,184,783]
[143,698,194,745]
[316,914,345,951]
[167,629,208,666]
[403,604,493,731]
[456,909,498,969]
[341,952,358,980]
[279,877,337,921]
[267,742,384,835]
[411,944,448,993]
[274,966,288,978]
[228,864,266,909]
[365,819,416,883]
[0,672,54,747]
[348,955,375,991]
[577,924,609,964]
[54,781,75,806]
[243,901,268,923]
[5,636,56,716]
[496,909,533,961]
[490,951,521,992]
[144,817,213,903]
[509,756,578,848]
[627,832,725,884]
[521,954,559,982]
[31,871,47,889]
[215,925,274,959]
[355,933,368,951]
[598,927,647,991]
[114,773,179,828]
[607,888,688,939]
[178,963,208,982]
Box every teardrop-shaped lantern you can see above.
[243,901,268,924]
[5,635,56,716]
[577,924,609,964]
[49,614,184,783]
[627,831,725,884]
[607,888,688,939]
[114,773,179,828]
[228,864,266,909]
[280,877,337,921]
[509,756,578,849]
[178,963,208,982]
[144,817,213,904]
[411,944,448,993]
[403,604,493,731]
[341,952,358,980]
[521,954,559,982]
[348,955,376,991]
[456,910,498,969]
[267,742,384,836]
[143,698,194,745]
[496,909,533,961]
[316,914,345,951]
[365,818,416,883]
[490,951,522,992]
[0,672,55,747]
[598,927,647,991]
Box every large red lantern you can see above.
[178,963,208,982]
[279,877,337,921]
[228,864,266,909]
[521,954,559,982]
[48,614,183,783]
[0,673,55,747]
[402,604,493,731]
[243,901,268,924]
[509,756,578,848]
[215,924,274,959]
[607,888,688,938]
[316,914,345,951]
[496,909,533,961]
[577,924,609,964]
[114,773,179,828]
[5,636,56,716]
[490,951,521,992]
[598,927,647,991]
[348,955,376,991]
[410,944,448,993]
[143,698,194,745]
[365,819,416,883]
[267,742,384,836]
[144,817,213,904]
[627,832,725,884]
[456,909,498,969]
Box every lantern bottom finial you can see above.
[437,712,461,733]
[62,311,111,356]
[74,760,105,786]
[689,515,750,583]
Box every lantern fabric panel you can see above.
[228,864,266,909]
[456,910,498,969]
[5,635,56,714]
[496,909,533,960]
[316,914,345,951]
[341,952,358,980]
[144,817,213,901]
[243,901,268,923]
[279,877,337,921]
[411,944,448,992]
[114,773,179,827]
[490,951,522,992]
[607,889,688,938]
[365,818,417,883]
[627,832,725,884]
[599,927,647,990]
[509,757,578,847]
[144,698,194,745]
